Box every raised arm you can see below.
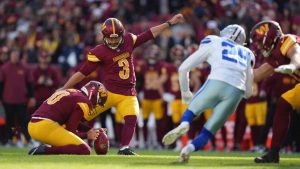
[150,14,184,38]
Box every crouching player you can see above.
[28,81,108,155]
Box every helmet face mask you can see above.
[103,36,123,50]
[249,20,283,58]
[220,24,246,45]
[102,18,124,50]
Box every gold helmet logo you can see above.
[255,24,269,35]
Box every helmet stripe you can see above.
[112,19,115,34]
[230,27,238,40]
[234,30,241,41]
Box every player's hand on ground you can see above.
[274,64,296,74]
[169,14,184,25]
[181,90,193,104]
[87,128,100,140]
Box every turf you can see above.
[0,147,300,169]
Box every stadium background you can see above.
[0,0,300,153]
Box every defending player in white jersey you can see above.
[162,25,255,162]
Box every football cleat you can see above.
[28,144,47,155]
[178,147,190,163]
[117,147,137,155]
[254,151,279,163]
[162,123,189,146]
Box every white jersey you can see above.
[178,35,255,93]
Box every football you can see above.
[94,128,109,155]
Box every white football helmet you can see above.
[220,24,246,45]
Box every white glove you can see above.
[181,90,193,104]
[162,93,175,102]
[274,64,297,74]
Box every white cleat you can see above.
[178,152,190,163]
[178,144,194,163]
[162,123,189,146]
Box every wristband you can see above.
[166,21,172,27]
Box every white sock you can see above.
[120,146,129,150]
[186,144,195,153]
[180,122,190,128]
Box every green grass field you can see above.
[1,147,300,169]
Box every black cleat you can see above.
[254,151,279,163]
[117,147,137,155]
[28,145,47,155]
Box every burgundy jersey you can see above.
[264,73,297,98]
[166,64,181,99]
[79,30,154,96]
[32,65,61,103]
[266,34,300,82]
[0,62,32,104]
[32,89,92,125]
[140,62,167,99]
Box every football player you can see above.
[162,24,255,162]
[244,81,267,152]
[137,44,167,148]
[249,21,300,163]
[28,81,107,155]
[61,14,184,155]
[164,44,188,151]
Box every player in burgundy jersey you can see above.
[137,44,167,147]
[249,21,300,163]
[61,14,184,155]
[28,81,107,155]
[32,49,61,107]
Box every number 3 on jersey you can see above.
[221,41,249,67]
[118,58,130,79]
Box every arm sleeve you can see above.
[79,61,99,76]
[244,65,254,99]
[244,53,255,99]
[65,109,88,139]
[178,45,210,92]
[132,29,154,49]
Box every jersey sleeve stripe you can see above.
[130,33,137,46]
[280,36,296,56]
[77,103,90,116]
[200,38,211,44]
[87,54,100,62]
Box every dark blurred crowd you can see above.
[0,0,300,153]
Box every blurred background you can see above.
[0,0,300,154]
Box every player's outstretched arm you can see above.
[253,63,274,82]
[150,13,184,38]
[63,72,86,89]
[274,44,300,74]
